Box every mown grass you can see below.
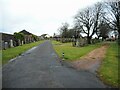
[98,42,119,87]
[52,40,102,61]
[2,40,44,64]
[52,40,119,87]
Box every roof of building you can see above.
[19,30,33,35]
[1,33,15,42]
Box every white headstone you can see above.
[21,41,24,45]
[76,39,79,47]
[5,42,8,49]
[10,39,14,47]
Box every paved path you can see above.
[2,41,107,88]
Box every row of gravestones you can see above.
[73,38,101,47]
[53,38,74,43]
[72,38,88,47]
[53,37,88,46]
[54,37,88,46]
[1,39,24,50]
[76,38,101,46]
[53,37,101,47]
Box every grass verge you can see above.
[2,40,44,64]
[98,42,119,87]
[52,40,102,61]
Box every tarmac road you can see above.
[2,40,107,88]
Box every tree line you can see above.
[58,1,120,44]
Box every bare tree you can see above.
[97,20,110,40]
[74,7,93,44]
[74,3,103,44]
[104,1,120,44]
[58,22,69,38]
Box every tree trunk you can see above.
[87,37,91,44]
[102,37,104,41]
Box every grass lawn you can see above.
[52,40,119,87]
[52,40,102,61]
[98,42,119,87]
[2,40,44,64]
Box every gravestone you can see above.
[4,42,8,49]
[18,39,21,46]
[76,39,80,47]
[80,38,86,46]
[10,39,14,47]
[21,41,24,45]
[79,38,84,46]
[72,39,76,47]
[2,41,4,50]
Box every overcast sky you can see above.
[0,0,102,36]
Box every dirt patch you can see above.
[71,44,108,73]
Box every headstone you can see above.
[80,38,85,46]
[2,41,4,50]
[4,42,8,49]
[10,39,14,47]
[76,39,79,47]
[21,41,24,45]
[18,39,21,46]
